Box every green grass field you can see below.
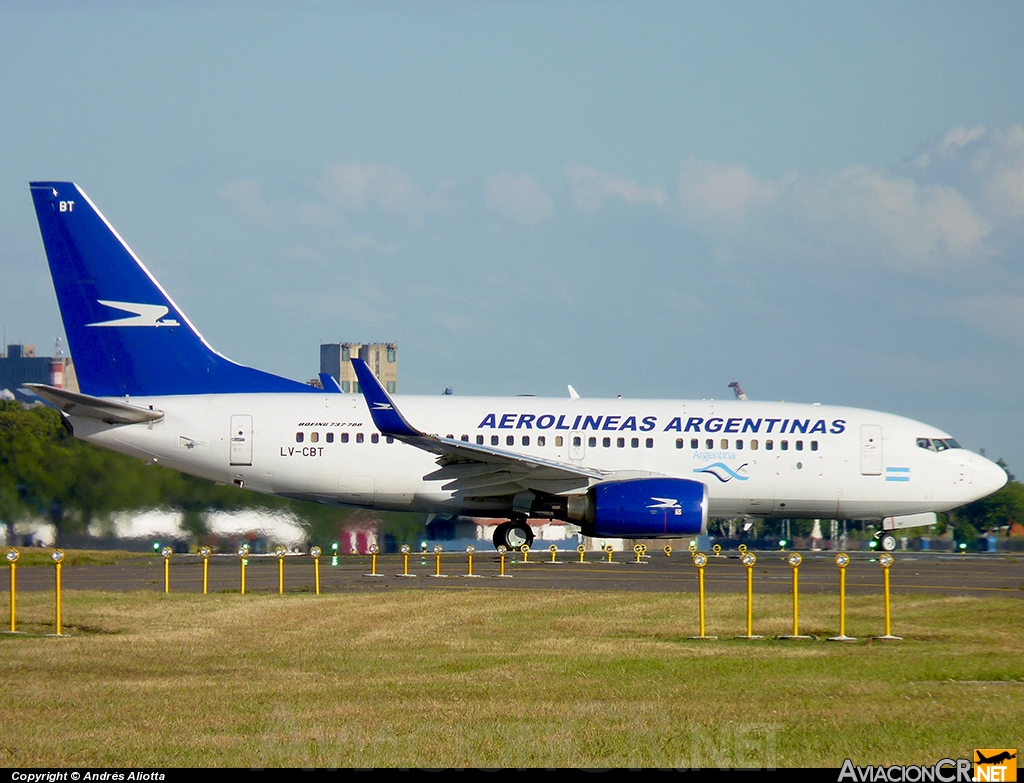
[1,586,1022,767]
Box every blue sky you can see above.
[2,2,1023,472]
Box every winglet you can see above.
[350,358,420,438]
[318,373,343,393]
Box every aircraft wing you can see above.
[350,359,606,496]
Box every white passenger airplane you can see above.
[26,182,1007,551]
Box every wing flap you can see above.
[24,383,164,424]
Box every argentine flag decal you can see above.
[885,467,910,482]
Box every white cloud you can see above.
[219,178,282,227]
[677,155,993,269]
[318,160,456,224]
[563,160,667,212]
[790,166,991,265]
[679,158,780,226]
[484,172,555,224]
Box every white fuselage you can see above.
[69,393,1007,522]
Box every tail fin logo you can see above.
[87,301,180,328]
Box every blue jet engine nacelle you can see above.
[572,477,708,538]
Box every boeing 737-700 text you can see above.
[25,182,1007,551]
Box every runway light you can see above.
[779,539,788,550]
[160,546,172,593]
[869,539,878,550]
[828,553,856,642]
[237,544,249,595]
[51,549,64,636]
[397,544,415,578]
[275,546,287,594]
[365,544,381,578]
[310,546,322,595]
[738,551,761,640]
[432,544,446,578]
[465,545,480,578]
[199,546,211,595]
[780,551,811,640]
[690,551,715,640]
[7,548,19,633]
[577,543,586,563]
[878,553,902,640]
[497,545,510,577]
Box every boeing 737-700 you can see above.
[25,182,1007,551]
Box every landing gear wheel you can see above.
[492,520,535,550]
[879,533,897,552]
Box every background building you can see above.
[0,341,77,401]
[320,342,397,393]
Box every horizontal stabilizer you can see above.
[24,383,164,424]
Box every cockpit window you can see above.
[917,437,962,452]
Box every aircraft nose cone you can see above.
[975,455,1008,497]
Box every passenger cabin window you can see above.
[491,436,499,446]
[736,439,743,450]
[603,437,611,448]
[750,439,758,450]
[371,433,379,444]
[588,437,597,447]
[356,433,364,444]
[538,436,546,447]
[506,435,514,446]
[556,436,564,447]
[645,438,654,449]
[765,440,773,451]
[691,439,699,449]
[341,432,349,444]
[676,438,684,449]
[310,432,319,443]
[326,432,334,443]
[295,432,304,443]
[476,435,484,445]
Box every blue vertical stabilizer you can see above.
[29,182,316,397]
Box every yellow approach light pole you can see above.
[275,546,287,594]
[689,552,716,640]
[828,553,857,642]
[51,549,64,636]
[310,546,322,595]
[161,546,172,593]
[878,554,903,641]
[780,552,812,640]
[737,549,762,640]
[6,549,18,633]
[199,546,211,594]
[238,544,249,594]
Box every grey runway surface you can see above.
[7,550,1024,597]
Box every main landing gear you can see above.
[492,517,535,550]
[874,531,898,552]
